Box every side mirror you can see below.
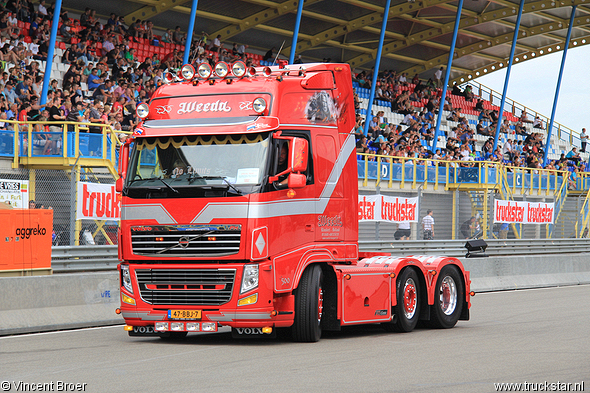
[288,173,306,189]
[290,137,308,173]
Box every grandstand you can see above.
[0,0,589,244]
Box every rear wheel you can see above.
[430,265,464,329]
[292,265,323,342]
[386,268,421,332]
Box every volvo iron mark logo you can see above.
[178,237,190,248]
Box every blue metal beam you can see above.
[431,0,464,153]
[183,0,199,65]
[492,0,525,152]
[544,5,577,166]
[289,0,304,64]
[362,0,391,137]
[40,0,62,106]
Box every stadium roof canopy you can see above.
[64,0,588,83]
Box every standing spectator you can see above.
[460,217,476,239]
[173,26,183,45]
[210,34,222,52]
[581,128,588,153]
[422,209,434,240]
[394,221,411,240]
[434,67,443,88]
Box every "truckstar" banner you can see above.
[77,182,121,220]
[493,199,554,224]
[358,195,419,223]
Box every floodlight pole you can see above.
[431,0,464,153]
[183,0,199,65]
[40,0,62,106]
[289,0,304,64]
[362,0,391,137]
[543,6,577,166]
[492,0,525,152]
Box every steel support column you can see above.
[362,0,391,137]
[492,0,525,152]
[544,6,577,166]
[183,0,199,65]
[289,0,304,64]
[432,0,464,153]
[40,0,62,106]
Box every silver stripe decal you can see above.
[320,132,355,199]
[207,312,272,322]
[122,204,178,224]
[122,311,166,321]
[191,129,356,223]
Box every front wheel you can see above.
[429,265,464,329]
[386,268,421,332]
[292,265,324,342]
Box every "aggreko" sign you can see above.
[77,182,121,220]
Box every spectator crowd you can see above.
[0,1,585,185]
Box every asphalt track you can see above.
[1,285,588,393]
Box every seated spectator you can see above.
[533,116,544,129]
[520,109,533,123]
[566,147,581,164]
[87,68,103,91]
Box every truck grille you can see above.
[131,224,241,256]
[135,268,236,305]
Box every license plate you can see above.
[168,310,202,319]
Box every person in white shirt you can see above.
[38,0,48,16]
[422,210,434,240]
[580,128,588,153]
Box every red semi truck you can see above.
[116,62,471,341]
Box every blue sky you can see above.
[473,44,588,135]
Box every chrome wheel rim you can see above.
[440,276,457,315]
[403,278,417,319]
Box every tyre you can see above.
[386,268,420,332]
[430,265,464,329]
[292,265,324,342]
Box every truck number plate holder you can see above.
[168,310,202,319]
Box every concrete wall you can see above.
[1,254,590,335]
[0,272,122,335]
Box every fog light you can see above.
[186,323,200,331]
[171,322,184,331]
[121,293,136,305]
[262,327,272,334]
[124,325,133,331]
[155,322,169,331]
[201,322,217,332]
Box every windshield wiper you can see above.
[204,176,242,195]
[188,171,204,185]
[158,178,179,194]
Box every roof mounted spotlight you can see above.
[252,97,267,114]
[136,103,150,119]
[164,72,175,84]
[214,62,229,78]
[231,61,246,78]
[197,63,212,79]
[180,64,195,80]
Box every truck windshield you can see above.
[125,133,270,198]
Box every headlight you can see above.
[121,265,133,294]
[240,264,259,294]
